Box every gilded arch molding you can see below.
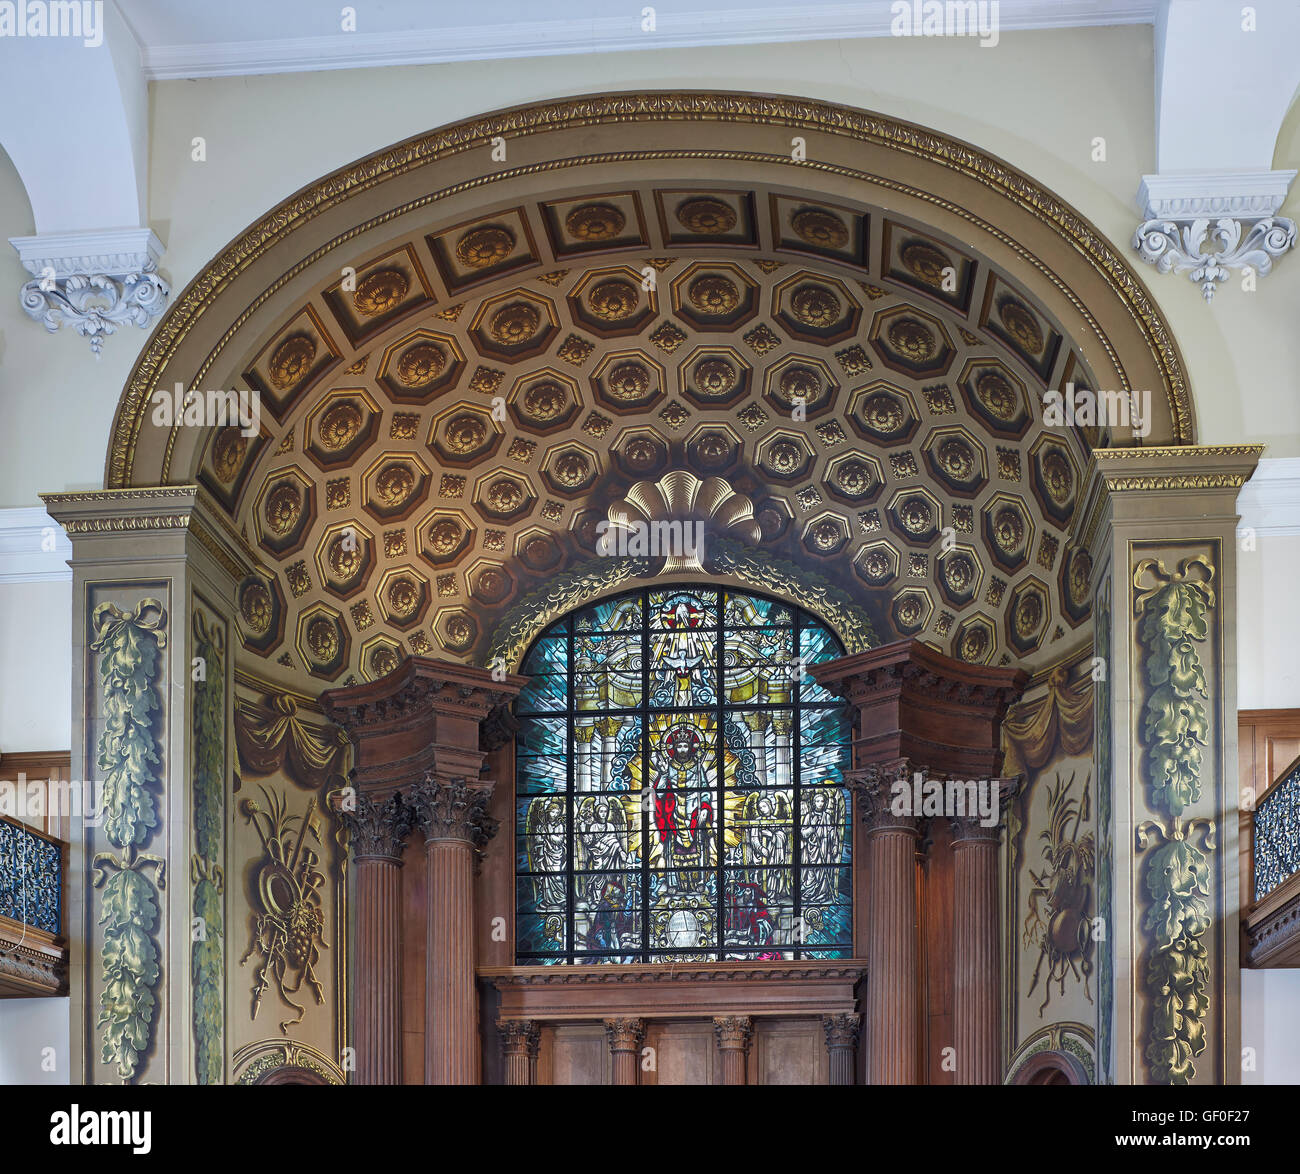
[483,536,879,674]
[96,91,1201,689]
[108,90,1194,492]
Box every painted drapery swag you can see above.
[234,693,349,789]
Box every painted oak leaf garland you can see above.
[96,867,161,1081]
[89,599,168,1083]
[1133,555,1216,1086]
[92,600,167,846]
[191,611,226,1084]
[1138,821,1214,1085]
[1134,557,1213,816]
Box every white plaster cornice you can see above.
[1138,171,1297,220]
[0,508,72,584]
[1133,171,1298,302]
[8,227,169,355]
[1237,458,1300,538]
[1137,2,1300,302]
[136,1,1159,80]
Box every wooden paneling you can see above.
[0,751,73,843]
[752,1019,827,1084]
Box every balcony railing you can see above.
[1254,753,1300,903]
[0,813,66,995]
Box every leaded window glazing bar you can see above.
[514,586,852,964]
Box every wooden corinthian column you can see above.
[339,792,412,1084]
[498,1020,540,1085]
[713,1016,753,1085]
[604,1018,646,1085]
[321,656,526,1085]
[852,763,922,1083]
[823,1014,861,1085]
[410,775,497,1084]
[950,787,1015,1085]
[815,639,1026,1086]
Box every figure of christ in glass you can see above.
[514,586,852,963]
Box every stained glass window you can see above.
[514,586,852,964]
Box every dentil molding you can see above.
[9,228,169,355]
[1133,171,1297,302]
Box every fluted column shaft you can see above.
[341,792,411,1085]
[853,765,921,1085]
[410,775,496,1085]
[952,819,1001,1084]
[604,1018,645,1085]
[498,1019,540,1085]
[823,1013,860,1085]
[713,1017,753,1085]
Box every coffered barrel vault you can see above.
[103,95,1193,694]
[40,86,1257,1092]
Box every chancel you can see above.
[0,1,1299,1092]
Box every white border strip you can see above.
[1238,457,1300,538]
[0,507,72,584]
[139,2,1159,81]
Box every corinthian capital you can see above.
[713,1016,753,1052]
[949,776,1020,843]
[822,1013,861,1051]
[497,1019,541,1058]
[848,759,922,835]
[408,773,497,846]
[339,790,413,861]
[604,1018,646,1051]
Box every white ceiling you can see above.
[116,0,1159,80]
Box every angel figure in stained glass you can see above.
[801,787,846,903]
[525,796,568,909]
[740,792,791,897]
[576,795,631,884]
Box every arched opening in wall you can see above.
[1011,1049,1091,1085]
[513,583,852,964]
[91,93,1191,1084]
[101,91,1194,696]
[254,1064,333,1086]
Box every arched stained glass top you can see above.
[514,585,852,964]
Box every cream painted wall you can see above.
[1237,530,1300,711]
[1243,969,1300,1084]
[0,997,69,1083]
[0,24,1298,511]
[0,580,71,752]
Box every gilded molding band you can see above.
[106,91,1196,492]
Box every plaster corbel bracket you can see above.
[1133,171,1297,302]
[8,228,169,355]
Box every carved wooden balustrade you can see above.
[0,812,68,995]
[1245,750,1300,967]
